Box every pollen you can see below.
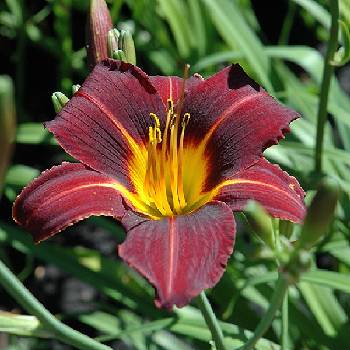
[143,98,191,216]
[127,65,210,218]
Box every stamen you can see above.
[170,123,181,213]
[147,112,172,215]
[177,112,190,207]
[143,65,194,217]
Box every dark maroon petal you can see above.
[149,75,204,105]
[45,60,165,188]
[182,64,299,188]
[119,201,235,309]
[13,162,127,243]
[215,158,306,222]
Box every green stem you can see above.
[240,273,289,350]
[0,259,112,350]
[197,291,226,350]
[281,292,289,350]
[314,0,339,173]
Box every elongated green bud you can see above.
[298,177,341,250]
[0,76,16,195]
[112,49,127,61]
[244,201,275,249]
[107,28,120,58]
[120,30,136,65]
[86,0,113,69]
[52,92,69,113]
[72,84,81,94]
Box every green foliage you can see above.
[1,0,350,349]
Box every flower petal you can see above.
[149,75,204,105]
[46,60,165,189]
[13,162,129,243]
[119,201,235,308]
[183,64,299,188]
[215,158,305,222]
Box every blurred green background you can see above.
[1,0,350,349]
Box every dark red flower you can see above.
[13,60,305,308]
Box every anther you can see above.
[170,114,177,128]
[167,98,174,114]
[181,113,190,128]
[150,113,160,128]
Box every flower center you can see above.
[143,99,192,216]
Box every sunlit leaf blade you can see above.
[301,270,350,293]
[200,0,272,91]
[290,0,331,28]
[298,282,347,336]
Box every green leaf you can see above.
[157,0,192,58]
[16,123,56,145]
[301,270,350,293]
[5,164,39,186]
[290,0,331,28]
[298,282,347,336]
[201,0,272,91]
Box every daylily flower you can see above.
[13,59,305,308]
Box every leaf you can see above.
[157,0,192,58]
[5,164,39,186]
[187,0,206,56]
[200,0,272,91]
[16,123,56,145]
[301,270,350,293]
[0,222,158,316]
[290,0,331,28]
[298,282,347,336]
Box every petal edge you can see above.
[13,162,128,243]
[119,201,235,308]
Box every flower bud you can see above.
[86,0,113,69]
[119,30,136,65]
[244,200,275,249]
[0,76,16,195]
[52,92,69,113]
[107,28,120,58]
[72,84,81,94]
[112,49,127,61]
[298,177,341,250]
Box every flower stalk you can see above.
[0,259,111,350]
[241,273,289,350]
[0,76,16,196]
[314,0,339,173]
[197,291,227,350]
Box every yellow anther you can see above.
[181,113,190,128]
[170,114,177,128]
[155,128,162,143]
[150,113,160,128]
[167,98,174,114]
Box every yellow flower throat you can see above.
[143,98,192,216]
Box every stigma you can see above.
[144,98,191,216]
